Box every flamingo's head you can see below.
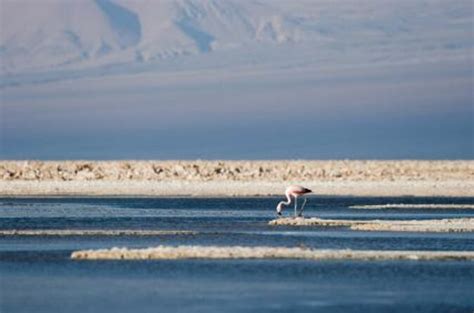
[276,202,283,216]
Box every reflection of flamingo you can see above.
[276,185,312,217]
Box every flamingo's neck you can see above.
[286,191,293,203]
[280,192,292,207]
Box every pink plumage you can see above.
[285,185,312,197]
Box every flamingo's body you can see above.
[276,185,312,217]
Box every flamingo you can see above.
[276,185,312,217]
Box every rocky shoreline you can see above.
[1,160,472,196]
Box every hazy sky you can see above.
[0,0,472,159]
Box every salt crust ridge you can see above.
[1,161,473,196]
[0,229,196,236]
[269,217,474,232]
[71,245,474,261]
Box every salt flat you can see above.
[0,160,472,196]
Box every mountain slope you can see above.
[1,0,301,72]
[0,0,471,80]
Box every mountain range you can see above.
[1,0,471,85]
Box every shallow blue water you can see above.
[1,196,473,313]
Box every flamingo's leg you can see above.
[298,198,307,217]
[294,196,298,217]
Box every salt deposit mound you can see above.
[269,217,474,232]
[0,229,196,236]
[70,245,474,261]
[350,204,474,210]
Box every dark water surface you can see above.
[1,197,473,313]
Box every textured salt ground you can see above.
[2,160,473,197]
[3,160,471,182]
[70,245,474,261]
[0,229,197,236]
[269,218,474,232]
